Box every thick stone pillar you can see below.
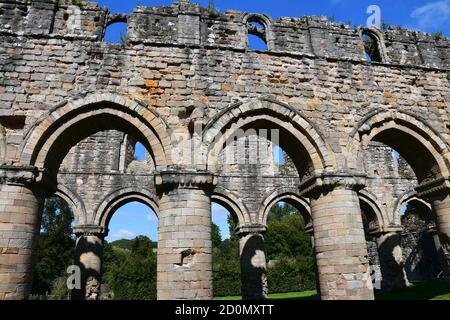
[417,179,450,277]
[155,172,216,300]
[375,230,409,291]
[237,226,268,300]
[301,174,374,300]
[72,226,105,300]
[429,226,450,278]
[430,195,450,274]
[0,166,42,300]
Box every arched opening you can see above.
[104,22,127,45]
[246,17,269,51]
[264,200,317,299]
[134,142,147,161]
[400,199,442,281]
[362,31,382,62]
[356,114,450,292]
[30,196,76,300]
[20,97,167,300]
[211,202,241,299]
[102,201,158,300]
[359,197,383,290]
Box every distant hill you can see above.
[110,238,157,251]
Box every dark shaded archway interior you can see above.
[34,107,155,186]
[371,128,440,183]
[219,118,315,179]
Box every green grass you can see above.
[375,281,450,300]
[214,290,318,300]
[214,281,450,300]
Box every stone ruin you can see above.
[0,0,449,300]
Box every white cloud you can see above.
[114,229,135,239]
[146,213,158,222]
[411,0,450,31]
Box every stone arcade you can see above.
[0,0,449,300]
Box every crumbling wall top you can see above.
[0,0,448,69]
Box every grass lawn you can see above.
[214,290,318,300]
[375,281,450,300]
[214,281,450,300]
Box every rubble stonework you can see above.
[0,0,449,300]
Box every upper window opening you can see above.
[274,145,285,165]
[104,22,127,45]
[247,19,268,51]
[362,32,382,63]
[134,142,147,161]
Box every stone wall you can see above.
[0,0,449,300]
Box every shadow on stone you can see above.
[240,234,267,300]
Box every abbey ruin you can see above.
[0,0,449,300]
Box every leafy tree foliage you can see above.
[212,221,241,297]
[265,206,312,260]
[212,223,222,248]
[103,236,157,300]
[31,197,75,296]
[265,203,316,293]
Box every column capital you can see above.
[235,224,267,237]
[0,165,40,186]
[416,177,450,199]
[299,171,367,198]
[370,225,403,237]
[73,225,108,238]
[155,171,217,191]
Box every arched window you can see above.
[104,22,127,45]
[134,141,147,161]
[361,30,382,62]
[246,16,269,51]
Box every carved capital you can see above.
[299,171,367,198]
[235,224,267,237]
[416,177,450,199]
[0,165,39,186]
[73,225,107,238]
[155,171,217,191]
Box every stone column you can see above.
[0,166,42,300]
[300,174,374,300]
[428,226,450,278]
[430,195,450,274]
[417,179,450,276]
[237,226,268,300]
[72,226,106,300]
[375,229,409,291]
[155,172,216,300]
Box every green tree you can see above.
[264,202,316,293]
[103,236,157,300]
[31,197,75,296]
[212,223,222,248]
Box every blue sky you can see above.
[103,0,449,242]
[99,0,450,36]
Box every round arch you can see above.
[258,187,311,227]
[393,190,433,226]
[358,190,386,233]
[19,94,172,179]
[54,184,87,226]
[203,98,336,174]
[243,13,274,50]
[211,187,251,228]
[348,109,450,183]
[359,27,389,63]
[94,187,159,230]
